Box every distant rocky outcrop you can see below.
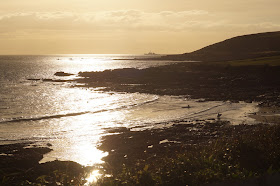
[54,71,74,76]
[162,31,280,62]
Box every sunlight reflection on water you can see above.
[0,76,259,184]
[86,170,102,185]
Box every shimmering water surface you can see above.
[0,55,258,170]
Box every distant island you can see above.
[161,31,280,62]
[144,51,158,56]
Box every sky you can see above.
[0,0,280,54]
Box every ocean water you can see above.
[0,55,258,168]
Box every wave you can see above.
[0,111,91,123]
[120,96,159,108]
[0,96,159,124]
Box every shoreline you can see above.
[2,60,280,185]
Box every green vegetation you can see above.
[97,124,280,185]
[222,55,280,66]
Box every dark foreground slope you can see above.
[162,31,280,62]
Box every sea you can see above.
[0,55,258,168]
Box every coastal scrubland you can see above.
[97,123,280,185]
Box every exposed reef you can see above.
[76,61,280,106]
[54,71,74,76]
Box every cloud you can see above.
[0,10,210,33]
[0,12,79,31]
[0,10,279,39]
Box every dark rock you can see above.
[54,71,74,76]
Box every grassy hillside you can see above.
[217,55,280,66]
[163,31,280,62]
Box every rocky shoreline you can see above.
[0,143,93,185]
[3,60,280,185]
[97,121,280,185]
[76,62,280,106]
